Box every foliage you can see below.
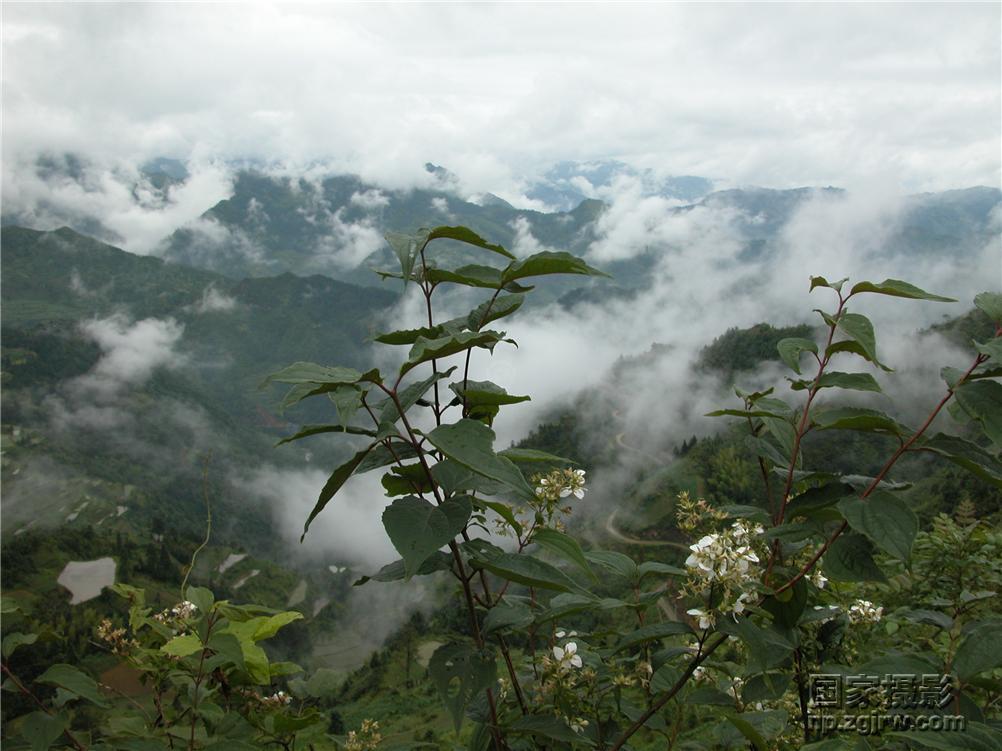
[6,221,1001,751]
[2,584,328,749]
[266,229,1002,750]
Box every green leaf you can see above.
[382,463,431,496]
[353,551,453,585]
[329,385,364,429]
[974,292,1002,324]
[402,332,506,376]
[534,593,599,622]
[510,714,594,745]
[252,611,304,641]
[706,408,792,420]
[378,366,457,423]
[483,599,534,635]
[497,447,576,464]
[584,550,638,580]
[823,533,886,582]
[974,338,1002,363]
[467,293,524,331]
[724,713,768,751]
[449,380,530,408]
[810,275,848,292]
[472,552,579,592]
[531,528,597,582]
[899,609,953,629]
[262,362,379,391]
[763,415,800,468]
[302,444,377,540]
[2,631,37,659]
[849,279,956,302]
[836,312,880,364]
[385,229,429,287]
[953,380,1002,446]
[184,586,212,615]
[501,250,609,284]
[824,339,893,371]
[790,371,882,393]
[813,406,908,435]
[276,423,376,446]
[785,482,855,519]
[356,442,419,474]
[21,711,68,751]
[919,433,1002,487]
[953,620,1002,680]
[838,490,918,560]
[426,264,505,289]
[614,622,693,653]
[724,711,789,750]
[427,225,515,259]
[37,664,110,708]
[718,619,795,673]
[475,498,523,536]
[373,325,445,345]
[889,721,1002,750]
[762,578,808,629]
[777,337,818,375]
[382,495,471,578]
[162,633,203,658]
[424,419,536,502]
[428,642,497,732]
[637,561,686,579]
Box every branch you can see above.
[774,348,989,595]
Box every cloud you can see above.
[350,189,390,211]
[189,284,238,314]
[44,315,185,434]
[2,3,997,204]
[73,315,184,397]
[2,155,233,254]
[231,465,396,570]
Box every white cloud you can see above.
[350,189,390,211]
[1,3,997,202]
[190,284,238,314]
[45,315,186,433]
[76,314,185,398]
[312,208,384,270]
[231,465,396,569]
[2,156,233,254]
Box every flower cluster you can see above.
[675,490,728,534]
[535,468,587,502]
[96,619,138,655]
[685,520,764,585]
[684,520,765,628]
[153,600,198,624]
[847,599,883,625]
[510,468,588,533]
[344,719,381,751]
[261,690,293,708]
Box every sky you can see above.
[3,2,1000,204]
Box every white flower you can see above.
[552,641,583,669]
[692,665,708,681]
[848,599,883,625]
[810,569,828,589]
[687,607,715,630]
[730,591,754,618]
